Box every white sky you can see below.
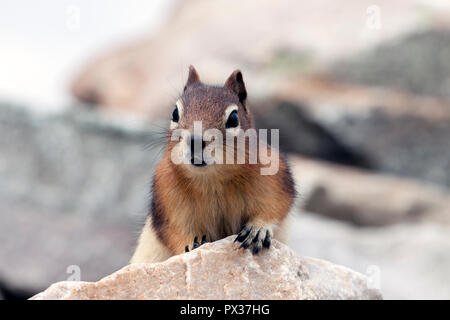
[0,0,174,112]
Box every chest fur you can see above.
[165,180,248,240]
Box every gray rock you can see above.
[331,29,450,99]
[316,107,450,187]
[70,0,434,117]
[1,103,449,300]
[290,156,450,227]
[253,100,371,168]
[289,213,450,299]
[264,29,450,187]
[267,78,450,187]
[0,104,163,295]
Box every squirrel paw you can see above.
[234,225,272,254]
[185,235,207,252]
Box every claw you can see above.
[253,243,262,254]
[235,224,272,254]
[240,239,251,249]
[192,236,199,249]
[252,230,261,243]
[235,226,251,242]
[185,235,208,253]
[263,230,271,248]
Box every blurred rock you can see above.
[1,103,448,299]
[0,278,33,300]
[319,29,450,186]
[331,29,450,99]
[273,77,450,187]
[69,4,450,189]
[31,236,382,300]
[253,100,371,168]
[71,0,442,118]
[289,214,450,299]
[291,156,450,226]
[0,104,163,296]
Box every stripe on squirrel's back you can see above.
[149,180,169,247]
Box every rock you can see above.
[323,29,450,186]
[0,278,33,300]
[69,7,450,189]
[290,156,450,226]
[318,107,450,187]
[289,213,450,299]
[30,236,382,300]
[330,29,450,99]
[253,99,371,168]
[1,103,447,299]
[71,0,439,117]
[0,104,163,295]
[272,75,450,187]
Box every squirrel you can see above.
[130,66,296,263]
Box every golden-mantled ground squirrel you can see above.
[131,66,296,263]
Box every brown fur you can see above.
[131,66,295,263]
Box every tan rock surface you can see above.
[30,236,381,300]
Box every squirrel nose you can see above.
[190,135,206,155]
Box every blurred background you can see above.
[1,0,450,299]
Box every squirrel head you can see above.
[166,66,256,176]
[171,65,253,132]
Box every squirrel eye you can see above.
[172,106,179,122]
[225,110,239,128]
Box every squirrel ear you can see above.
[224,70,247,109]
[184,65,200,91]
